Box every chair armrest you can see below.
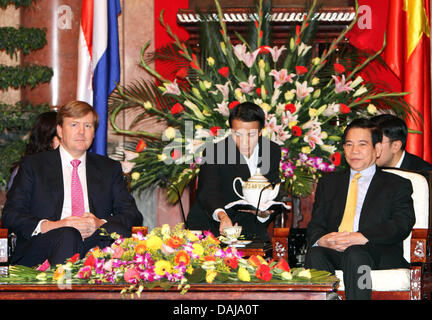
[410,228,430,263]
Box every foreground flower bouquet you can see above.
[2,224,337,297]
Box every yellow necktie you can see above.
[338,173,362,232]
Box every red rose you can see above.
[334,63,346,74]
[67,253,80,264]
[292,126,302,137]
[175,68,188,79]
[218,67,229,78]
[340,103,351,114]
[210,126,221,136]
[285,103,296,113]
[224,257,239,269]
[171,103,185,115]
[271,258,290,272]
[135,139,147,153]
[330,152,342,166]
[256,264,272,281]
[229,101,240,109]
[295,66,308,75]
[256,87,267,96]
[258,45,271,54]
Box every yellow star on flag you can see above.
[404,0,430,60]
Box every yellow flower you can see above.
[281,271,293,280]
[220,42,226,55]
[258,59,266,69]
[192,243,204,257]
[260,103,271,112]
[312,57,321,65]
[143,101,152,110]
[284,91,295,101]
[367,103,377,115]
[311,77,320,85]
[53,266,65,281]
[157,153,167,162]
[237,267,250,282]
[206,270,218,284]
[288,120,298,129]
[146,235,163,251]
[207,56,215,66]
[308,108,318,117]
[164,127,176,139]
[301,146,311,154]
[203,80,212,89]
[154,260,173,276]
[131,172,140,181]
[320,131,328,139]
[186,230,199,242]
[161,224,171,237]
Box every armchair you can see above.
[335,168,432,300]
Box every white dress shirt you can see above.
[395,151,405,168]
[32,145,90,236]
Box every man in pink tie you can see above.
[2,101,143,267]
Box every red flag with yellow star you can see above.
[383,0,431,162]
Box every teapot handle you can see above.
[232,177,245,200]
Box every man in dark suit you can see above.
[186,102,281,242]
[2,101,143,267]
[305,118,415,300]
[370,114,432,171]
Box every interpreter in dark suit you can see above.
[2,101,143,267]
[305,118,415,300]
[370,114,432,171]
[186,102,281,242]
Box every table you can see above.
[0,281,339,300]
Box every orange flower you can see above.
[203,256,216,262]
[224,257,239,269]
[174,250,191,266]
[134,243,147,255]
[53,266,66,281]
[136,139,147,152]
[167,236,183,248]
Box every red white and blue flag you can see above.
[77,0,121,156]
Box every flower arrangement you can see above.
[109,0,413,201]
[3,224,337,296]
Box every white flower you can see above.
[332,75,353,94]
[298,42,312,56]
[211,81,231,101]
[162,79,181,96]
[242,48,261,68]
[233,43,247,61]
[322,103,340,117]
[304,127,324,150]
[120,161,135,174]
[353,85,368,97]
[350,75,364,88]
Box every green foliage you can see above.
[0,0,33,8]
[0,27,47,58]
[0,64,53,89]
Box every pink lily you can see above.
[233,43,247,61]
[332,75,354,94]
[239,75,256,93]
[242,48,261,68]
[304,127,324,150]
[294,81,314,100]
[267,45,287,63]
[269,69,296,88]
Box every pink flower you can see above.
[294,81,314,100]
[239,75,256,93]
[267,45,286,63]
[269,69,295,88]
[112,246,124,259]
[77,266,92,279]
[240,48,260,68]
[304,127,324,150]
[124,267,141,284]
[332,75,353,94]
[36,259,50,271]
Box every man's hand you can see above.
[41,212,106,239]
[217,210,233,234]
[318,232,369,252]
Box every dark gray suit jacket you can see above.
[307,167,415,267]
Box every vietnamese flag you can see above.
[384,0,431,162]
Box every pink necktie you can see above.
[71,159,85,217]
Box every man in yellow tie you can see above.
[305,118,415,300]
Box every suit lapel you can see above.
[85,152,101,213]
[46,149,64,220]
[358,169,384,228]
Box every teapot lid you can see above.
[247,168,269,182]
